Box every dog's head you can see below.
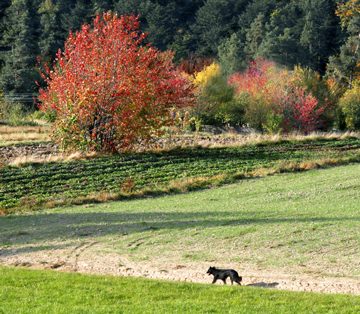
[206,266,216,275]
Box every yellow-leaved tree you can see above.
[336,0,360,28]
[339,80,360,130]
[190,63,244,128]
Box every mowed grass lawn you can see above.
[1,265,360,314]
[1,164,360,312]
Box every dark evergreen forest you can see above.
[0,0,350,101]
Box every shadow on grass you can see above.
[1,209,360,257]
[247,282,279,288]
[0,241,81,256]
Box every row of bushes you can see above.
[187,58,359,133]
[1,13,358,153]
[1,58,358,134]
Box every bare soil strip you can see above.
[1,242,359,295]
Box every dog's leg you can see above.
[212,275,218,284]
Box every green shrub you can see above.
[242,93,273,131]
[339,82,360,130]
[192,63,245,126]
[28,109,50,122]
[263,111,283,134]
[0,101,38,126]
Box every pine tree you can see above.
[145,2,178,51]
[113,0,142,15]
[0,0,12,71]
[115,0,183,52]
[244,12,266,58]
[257,3,304,68]
[237,0,286,35]
[92,0,113,15]
[218,32,245,76]
[0,0,40,100]
[38,0,65,65]
[300,0,342,74]
[60,0,93,34]
[191,0,240,56]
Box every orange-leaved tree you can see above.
[38,12,195,152]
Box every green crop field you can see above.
[1,136,360,212]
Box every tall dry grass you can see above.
[7,151,104,167]
[214,131,360,147]
[152,131,360,153]
[0,125,51,143]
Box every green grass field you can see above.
[1,266,360,314]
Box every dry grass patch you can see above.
[8,155,63,166]
[0,125,51,143]
[177,131,360,151]
[8,150,106,167]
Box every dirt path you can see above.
[1,242,360,295]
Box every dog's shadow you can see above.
[247,282,279,288]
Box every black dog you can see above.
[207,266,242,285]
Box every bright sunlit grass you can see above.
[1,266,360,314]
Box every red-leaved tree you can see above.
[269,84,326,133]
[38,12,195,152]
[228,59,275,96]
[228,58,328,133]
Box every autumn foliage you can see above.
[38,12,195,152]
[184,62,244,127]
[178,55,215,76]
[228,59,275,97]
[228,59,328,133]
